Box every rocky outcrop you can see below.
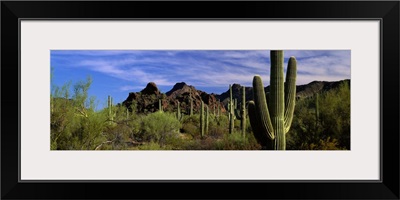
[122,82,165,113]
[122,82,226,115]
[140,82,160,95]
[164,82,226,114]
[121,79,349,114]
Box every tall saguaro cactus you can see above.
[200,101,205,138]
[206,105,209,135]
[229,84,235,134]
[241,86,246,137]
[248,50,297,150]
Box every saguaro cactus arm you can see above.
[248,101,273,149]
[284,56,297,134]
[252,75,275,140]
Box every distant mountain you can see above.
[295,79,350,98]
[216,79,350,107]
[121,79,349,114]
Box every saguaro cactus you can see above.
[233,86,247,136]
[241,86,246,137]
[229,84,235,134]
[315,93,320,126]
[107,95,116,124]
[158,99,163,112]
[200,101,205,138]
[234,98,238,110]
[248,50,297,150]
[217,99,220,117]
[190,93,193,116]
[176,101,182,120]
[213,104,216,116]
[206,105,209,135]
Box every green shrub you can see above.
[221,132,259,150]
[286,82,350,150]
[51,76,108,150]
[140,112,181,145]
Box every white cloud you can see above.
[119,85,146,91]
[53,50,351,94]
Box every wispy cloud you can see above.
[51,50,350,94]
[119,85,146,91]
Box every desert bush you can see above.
[181,114,200,138]
[139,112,181,145]
[286,82,350,150]
[221,132,260,150]
[51,76,108,150]
[299,137,346,150]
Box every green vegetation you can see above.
[286,81,350,150]
[51,77,260,150]
[51,62,350,150]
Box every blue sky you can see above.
[51,50,350,109]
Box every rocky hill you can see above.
[122,82,165,113]
[121,79,349,114]
[122,82,226,115]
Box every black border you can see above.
[2,1,399,199]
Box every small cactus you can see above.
[190,93,193,116]
[158,99,163,112]
[176,101,182,121]
[217,100,220,117]
[107,95,116,124]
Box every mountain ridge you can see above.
[121,79,350,114]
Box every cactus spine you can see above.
[229,84,235,134]
[200,101,205,138]
[248,50,297,150]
